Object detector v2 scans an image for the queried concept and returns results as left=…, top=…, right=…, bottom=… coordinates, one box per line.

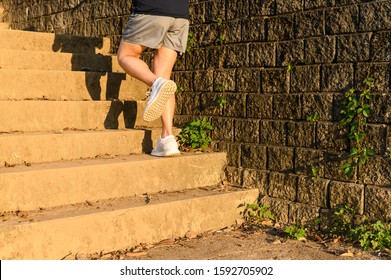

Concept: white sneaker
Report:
left=151, top=135, right=181, bottom=157
left=143, top=77, right=177, bottom=122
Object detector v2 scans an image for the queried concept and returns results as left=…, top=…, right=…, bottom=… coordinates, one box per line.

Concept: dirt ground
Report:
left=83, top=224, right=390, bottom=261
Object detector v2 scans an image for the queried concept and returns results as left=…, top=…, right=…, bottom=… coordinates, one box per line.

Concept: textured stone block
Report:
left=224, top=166, right=242, bottom=186
left=287, top=121, right=316, bottom=148
left=235, top=119, right=260, bottom=143
left=200, top=93, right=223, bottom=116
left=276, top=0, right=302, bottom=14
left=359, top=1, right=391, bottom=32
left=336, top=34, right=371, bottom=62
left=326, top=5, right=359, bottom=34
left=189, top=2, right=205, bottom=24
left=247, top=94, right=273, bottom=119
left=266, top=15, right=294, bottom=41
left=242, top=18, right=264, bottom=42
left=193, top=69, right=213, bottom=92
left=260, top=196, right=290, bottom=224
left=249, top=0, right=276, bottom=16
left=291, top=66, right=321, bottom=92
left=214, top=69, right=237, bottom=92
left=302, top=93, right=334, bottom=121
left=295, top=148, right=325, bottom=176
left=205, top=46, right=225, bottom=69
left=204, top=0, right=225, bottom=23
left=223, top=93, right=247, bottom=118
left=197, top=24, right=219, bottom=47
left=356, top=63, right=391, bottom=93
left=267, top=146, right=295, bottom=172
left=316, top=122, right=349, bottom=152
left=249, top=43, right=276, bottom=67
left=295, top=9, right=324, bottom=38
left=369, top=94, right=391, bottom=124
left=305, top=36, right=336, bottom=64
left=210, top=117, right=234, bottom=142
left=321, top=64, right=354, bottom=92
left=329, top=181, right=364, bottom=214
left=268, top=172, right=298, bottom=201
left=272, top=94, right=302, bottom=120
left=323, top=151, right=357, bottom=182
left=222, top=20, right=242, bottom=43
left=360, top=156, right=391, bottom=186
left=260, top=120, right=287, bottom=146
left=241, top=144, right=267, bottom=169
left=242, top=169, right=268, bottom=195
left=365, top=185, right=391, bottom=221
left=304, top=0, right=328, bottom=10
left=262, top=69, right=289, bottom=93
left=237, top=69, right=261, bottom=93
left=223, top=45, right=248, bottom=68
left=217, top=142, right=241, bottom=167
left=371, top=32, right=391, bottom=62
left=185, top=48, right=206, bottom=70
left=226, top=0, right=249, bottom=20
left=277, top=40, right=305, bottom=67
left=297, top=176, right=329, bottom=208
left=180, top=92, right=201, bottom=115
left=172, top=71, right=193, bottom=92
left=361, top=124, right=387, bottom=155
left=289, top=203, right=320, bottom=225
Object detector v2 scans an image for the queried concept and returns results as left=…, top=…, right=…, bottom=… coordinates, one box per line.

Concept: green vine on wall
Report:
left=339, top=78, right=375, bottom=177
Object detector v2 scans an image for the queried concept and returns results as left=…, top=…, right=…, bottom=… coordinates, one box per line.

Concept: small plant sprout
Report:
left=216, top=95, right=227, bottom=109
left=284, top=223, right=307, bottom=240
left=241, top=202, right=275, bottom=225
left=311, top=165, right=320, bottom=181
left=339, top=78, right=375, bottom=177
left=306, top=112, right=319, bottom=122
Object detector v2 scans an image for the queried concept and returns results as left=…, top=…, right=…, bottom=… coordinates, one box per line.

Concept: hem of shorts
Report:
left=121, top=38, right=185, bottom=55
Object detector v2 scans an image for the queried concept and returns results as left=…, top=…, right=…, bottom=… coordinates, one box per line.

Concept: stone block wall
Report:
left=3, top=0, right=391, bottom=224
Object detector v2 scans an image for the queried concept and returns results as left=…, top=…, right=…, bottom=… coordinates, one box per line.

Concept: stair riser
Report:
left=0, top=69, right=147, bottom=101
left=0, top=153, right=226, bottom=212
left=0, top=189, right=258, bottom=260
left=0, top=130, right=164, bottom=167
left=0, top=50, right=123, bottom=72
left=0, top=29, right=111, bottom=54
left=0, top=101, right=161, bottom=132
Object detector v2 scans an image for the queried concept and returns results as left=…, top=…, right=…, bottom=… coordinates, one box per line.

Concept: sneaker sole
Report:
left=142, top=80, right=177, bottom=122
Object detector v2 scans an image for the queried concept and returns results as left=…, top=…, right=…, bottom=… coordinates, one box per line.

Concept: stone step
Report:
left=0, top=152, right=227, bottom=212
left=0, top=129, right=180, bottom=167
left=0, top=29, right=111, bottom=54
left=0, top=69, right=147, bottom=101
left=0, top=100, right=161, bottom=132
left=0, top=187, right=257, bottom=259
left=0, top=22, right=8, bottom=29
left=0, top=49, right=123, bottom=72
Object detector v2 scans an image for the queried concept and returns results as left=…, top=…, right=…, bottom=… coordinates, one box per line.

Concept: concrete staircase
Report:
left=0, top=12, right=258, bottom=259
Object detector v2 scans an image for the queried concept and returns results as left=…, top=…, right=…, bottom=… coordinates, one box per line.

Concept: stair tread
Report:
left=0, top=152, right=221, bottom=174
left=0, top=186, right=245, bottom=227
left=0, top=29, right=111, bottom=54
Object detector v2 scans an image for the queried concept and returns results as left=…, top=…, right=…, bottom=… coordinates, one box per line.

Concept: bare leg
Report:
left=117, top=41, right=156, bottom=87
left=152, top=47, right=178, bottom=138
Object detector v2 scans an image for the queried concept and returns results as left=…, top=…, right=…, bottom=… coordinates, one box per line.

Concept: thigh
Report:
left=117, top=40, right=147, bottom=59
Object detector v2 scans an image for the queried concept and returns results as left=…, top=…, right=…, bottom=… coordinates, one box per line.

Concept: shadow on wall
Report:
left=51, top=33, right=143, bottom=130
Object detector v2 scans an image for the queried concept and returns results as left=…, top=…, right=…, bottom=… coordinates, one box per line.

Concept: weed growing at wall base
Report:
left=177, top=117, right=213, bottom=151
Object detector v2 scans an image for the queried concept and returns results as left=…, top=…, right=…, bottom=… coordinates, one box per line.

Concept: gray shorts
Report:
left=121, top=14, right=190, bottom=54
